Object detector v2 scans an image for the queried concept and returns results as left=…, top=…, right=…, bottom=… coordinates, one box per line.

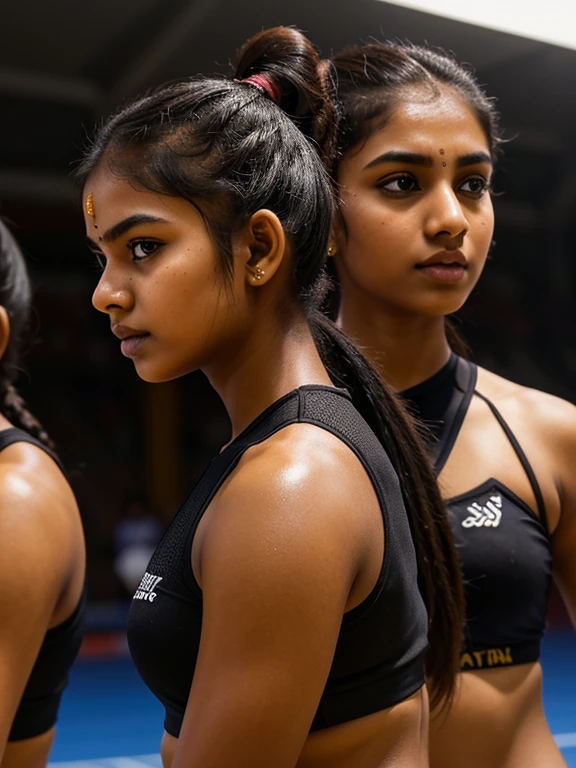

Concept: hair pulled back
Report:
left=329, top=41, right=503, bottom=359
left=329, top=41, right=502, bottom=168
left=77, top=26, right=463, bottom=709
left=0, top=221, right=53, bottom=448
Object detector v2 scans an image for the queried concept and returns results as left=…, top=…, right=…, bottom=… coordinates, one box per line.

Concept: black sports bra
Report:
left=127, top=385, right=428, bottom=737
left=401, top=356, right=552, bottom=671
left=0, top=428, right=86, bottom=741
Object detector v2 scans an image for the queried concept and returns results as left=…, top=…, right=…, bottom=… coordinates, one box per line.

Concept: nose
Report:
left=424, top=184, right=469, bottom=246
left=92, top=267, right=134, bottom=316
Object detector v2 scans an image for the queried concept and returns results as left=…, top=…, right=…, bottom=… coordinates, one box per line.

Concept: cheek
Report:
left=471, top=206, right=495, bottom=264
left=340, top=201, right=413, bottom=280
left=145, top=258, right=222, bottom=334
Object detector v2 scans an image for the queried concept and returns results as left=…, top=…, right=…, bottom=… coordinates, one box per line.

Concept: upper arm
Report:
left=175, top=437, right=367, bottom=768
left=544, top=398, right=576, bottom=626
left=0, top=455, right=74, bottom=753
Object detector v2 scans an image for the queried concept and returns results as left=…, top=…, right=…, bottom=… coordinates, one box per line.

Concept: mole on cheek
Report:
left=442, top=162, right=447, bottom=167
left=439, top=149, right=445, bottom=155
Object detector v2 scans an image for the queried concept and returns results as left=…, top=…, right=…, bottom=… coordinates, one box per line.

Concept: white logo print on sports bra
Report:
left=134, top=571, right=163, bottom=602
left=462, top=495, right=503, bottom=528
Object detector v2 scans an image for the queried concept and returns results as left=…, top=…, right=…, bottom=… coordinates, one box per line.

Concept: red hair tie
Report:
left=240, top=74, right=281, bottom=106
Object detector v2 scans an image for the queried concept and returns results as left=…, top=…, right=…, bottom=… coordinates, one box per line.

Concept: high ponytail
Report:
left=0, top=221, right=54, bottom=450
left=76, top=25, right=463, bottom=709
left=235, top=26, right=339, bottom=168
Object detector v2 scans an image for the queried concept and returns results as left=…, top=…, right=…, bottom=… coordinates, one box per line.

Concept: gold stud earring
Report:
left=86, top=193, right=95, bottom=217
left=327, top=246, right=334, bottom=256
left=248, top=264, right=265, bottom=281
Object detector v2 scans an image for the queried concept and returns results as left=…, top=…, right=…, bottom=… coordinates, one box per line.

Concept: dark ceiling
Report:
left=0, top=0, right=573, bottom=453
left=1, top=0, right=575, bottom=212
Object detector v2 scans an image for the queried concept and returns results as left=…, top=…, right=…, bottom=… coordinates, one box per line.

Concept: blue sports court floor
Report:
left=49, top=630, right=576, bottom=768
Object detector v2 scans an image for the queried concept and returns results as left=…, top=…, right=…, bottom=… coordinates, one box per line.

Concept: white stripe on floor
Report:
left=555, top=733, right=576, bottom=749
left=49, top=755, right=162, bottom=768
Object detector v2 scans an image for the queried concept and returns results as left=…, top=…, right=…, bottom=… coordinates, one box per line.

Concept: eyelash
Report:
left=377, top=173, right=491, bottom=198
left=129, top=239, right=162, bottom=261
left=87, top=239, right=162, bottom=272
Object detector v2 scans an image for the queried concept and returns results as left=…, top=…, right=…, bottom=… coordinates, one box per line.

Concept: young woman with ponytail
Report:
left=77, top=26, right=463, bottom=768
left=300, top=31, right=575, bottom=768
left=0, top=221, right=85, bottom=768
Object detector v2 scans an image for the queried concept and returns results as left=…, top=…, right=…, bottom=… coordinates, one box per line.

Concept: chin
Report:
left=409, top=286, right=474, bottom=318
left=132, top=360, right=191, bottom=384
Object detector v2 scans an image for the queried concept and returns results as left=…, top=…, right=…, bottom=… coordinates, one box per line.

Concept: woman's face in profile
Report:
left=84, top=165, right=253, bottom=384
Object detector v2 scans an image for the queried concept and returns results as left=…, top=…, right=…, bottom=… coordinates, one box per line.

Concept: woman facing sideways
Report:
left=306, top=32, right=575, bottom=768
left=0, top=222, right=85, bottom=768
left=76, top=27, right=463, bottom=768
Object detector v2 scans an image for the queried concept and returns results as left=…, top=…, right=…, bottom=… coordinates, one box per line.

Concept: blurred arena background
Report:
left=0, top=0, right=574, bottom=763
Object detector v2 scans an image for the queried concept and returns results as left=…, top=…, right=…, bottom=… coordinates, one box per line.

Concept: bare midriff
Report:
left=430, top=663, right=565, bottom=768
left=161, top=687, right=428, bottom=768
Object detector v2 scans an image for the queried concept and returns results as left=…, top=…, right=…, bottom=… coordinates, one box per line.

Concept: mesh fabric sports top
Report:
left=127, top=385, right=428, bottom=736
left=401, top=356, right=552, bottom=672
left=1, top=428, right=86, bottom=742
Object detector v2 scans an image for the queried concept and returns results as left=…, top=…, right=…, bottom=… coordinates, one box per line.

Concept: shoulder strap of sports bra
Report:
left=433, top=357, right=477, bottom=475
left=473, top=390, right=549, bottom=535
left=0, top=427, right=66, bottom=475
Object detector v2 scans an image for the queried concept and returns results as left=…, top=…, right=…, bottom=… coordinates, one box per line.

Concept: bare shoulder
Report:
left=477, top=366, right=576, bottom=449
left=0, top=440, right=81, bottom=588
left=195, top=423, right=380, bottom=590
left=221, top=422, right=376, bottom=528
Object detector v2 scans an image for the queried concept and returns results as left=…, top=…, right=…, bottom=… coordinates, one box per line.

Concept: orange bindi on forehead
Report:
left=86, top=192, right=99, bottom=229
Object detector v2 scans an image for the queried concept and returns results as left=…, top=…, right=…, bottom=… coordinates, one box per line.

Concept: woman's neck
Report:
left=337, top=297, right=452, bottom=393
left=204, top=309, right=332, bottom=440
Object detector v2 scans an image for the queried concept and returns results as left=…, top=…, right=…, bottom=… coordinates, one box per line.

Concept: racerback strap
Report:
left=473, top=391, right=549, bottom=535
left=433, top=356, right=477, bottom=475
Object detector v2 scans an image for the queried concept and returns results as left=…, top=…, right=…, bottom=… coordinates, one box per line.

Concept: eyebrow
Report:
left=364, top=152, right=433, bottom=169
left=87, top=214, right=170, bottom=248
left=456, top=152, right=492, bottom=167
left=363, top=150, right=492, bottom=170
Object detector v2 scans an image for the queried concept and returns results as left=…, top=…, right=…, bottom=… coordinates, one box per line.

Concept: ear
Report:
left=328, top=210, right=346, bottom=258
left=0, top=307, right=10, bottom=361
left=239, top=209, right=286, bottom=287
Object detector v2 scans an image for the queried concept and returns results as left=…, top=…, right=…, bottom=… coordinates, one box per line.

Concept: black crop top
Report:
left=127, top=385, right=428, bottom=737
left=401, top=356, right=552, bottom=672
left=0, top=428, right=86, bottom=742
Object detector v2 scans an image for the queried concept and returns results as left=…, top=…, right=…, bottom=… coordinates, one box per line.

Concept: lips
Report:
left=111, top=324, right=150, bottom=357
left=415, top=251, right=468, bottom=284
left=417, top=250, right=468, bottom=268
left=111, top=324, right=149, bottom=341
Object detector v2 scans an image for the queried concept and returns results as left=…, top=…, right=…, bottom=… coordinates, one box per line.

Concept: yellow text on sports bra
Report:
left=461, top=647, right=513, bottom=669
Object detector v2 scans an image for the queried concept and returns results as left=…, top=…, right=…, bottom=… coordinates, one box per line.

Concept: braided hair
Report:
left=0, top=221, right=53, bottom=449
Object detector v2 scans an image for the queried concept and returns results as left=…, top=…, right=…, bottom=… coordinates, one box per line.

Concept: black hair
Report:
left=76, top=26, right=464, bottom=709
left=330, top=42, right=502, bottom=168
left=0, top=221, right=53, bottom=448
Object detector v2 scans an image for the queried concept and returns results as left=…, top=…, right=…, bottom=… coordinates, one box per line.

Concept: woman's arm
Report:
left=550, top=400, right=576, bottom=627
left=0, top=444, right=77, bottom=756
left=174, top=428, right=378, bottom=768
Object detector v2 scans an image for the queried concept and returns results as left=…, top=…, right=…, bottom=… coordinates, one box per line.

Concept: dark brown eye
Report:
left=459, top=177, right=489, bottom=196
left=378, top=174, right=420, bottom=194
left=130, top=240, right=161, bottom=261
